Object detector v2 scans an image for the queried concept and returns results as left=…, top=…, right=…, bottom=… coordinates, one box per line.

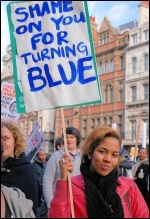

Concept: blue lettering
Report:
left=58, top=61, right=77, bottom=85
left=65, top=44, right=76, bottom=57
left=78, top=57, right=96, bottom=84
left=41, top=2, right=51, bottom=16
left=29, top=4, right=41, bottom=18
left=16, top=25, right=27, bottom=34
left=44, top=64, right=62, bottom=87
left=32, top=52, right=41, bottom=63
left=51, top=47, right=61, bottom=59
left=57, top=31, right=69, bottom=45
left=42, top=32, right=54, bottom=45
left=51, top=16, right=63, bottom=31
left=77, top=42, right=88, bottom=56
left=62, top=16, right=73, bottom=25
left=31, top=33, right=42, bottom=50
left=74, top=12, right=86, bottom=24
left=51, top=1, right=62, bottom=13
left=27, top=67, right=46, bottom=92
left=15, top=7, right=29, bottom=22
left=41, top=49, right=50, bottom=61
left=21, top=52, right=32, bottom=64
left=28, top=21, right=42, bottom=33
left=63, top=1, right=73, bottom=12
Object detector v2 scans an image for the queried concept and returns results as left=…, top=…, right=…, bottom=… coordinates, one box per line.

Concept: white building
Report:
left=125, top=1, right=149, bottom=148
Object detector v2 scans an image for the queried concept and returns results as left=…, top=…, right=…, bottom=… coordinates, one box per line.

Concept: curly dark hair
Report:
left=1, top=120, right=27, bottom=158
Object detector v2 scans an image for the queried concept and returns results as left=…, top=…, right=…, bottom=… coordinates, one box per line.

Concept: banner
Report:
left=7, top=1, right=102, bottom=113
left=1, top=82, right=20, bottom=120
left=26, top=121, right=45, bottom=161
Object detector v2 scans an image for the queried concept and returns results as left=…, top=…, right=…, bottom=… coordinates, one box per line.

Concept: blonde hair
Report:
left=82, top=126, right=122, bottom=156
left=1, top=120, right=27, bottom=157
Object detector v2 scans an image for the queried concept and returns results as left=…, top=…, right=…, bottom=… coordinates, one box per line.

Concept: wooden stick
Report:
left=61, top=108, right=75, bottom=218
left=133, top=121, right=141, bottom=163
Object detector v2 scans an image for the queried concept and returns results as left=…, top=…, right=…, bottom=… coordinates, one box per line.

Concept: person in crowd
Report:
left=132, top=147, right=149, bottom=208
left=55, top=136, right=64, bottom=151
left=43, top=127, right=82, bottom=215
left=1, top=120, right=38, bottom=216
left=48, top=126, right=149, bottom=218
left=119, top=149, right=132, bottom=177
left=32, top=149, right=47, bottom=217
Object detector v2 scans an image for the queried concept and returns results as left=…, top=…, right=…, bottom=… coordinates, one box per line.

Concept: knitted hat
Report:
left=66, top=127, right=81, bottom=146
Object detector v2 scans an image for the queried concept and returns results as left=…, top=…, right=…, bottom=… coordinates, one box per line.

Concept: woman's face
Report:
left=1, top=126, right=15, bottom=160
left=90, top=137, right=120, bottom=176
left=138, top=149, right=148, bottom=161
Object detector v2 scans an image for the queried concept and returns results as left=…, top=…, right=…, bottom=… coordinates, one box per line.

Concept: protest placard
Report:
left=1, top=81, right=20, bottom=120
left=7, top=1, right=102, bottom=113
left=26, top=122, right=45, bottom=161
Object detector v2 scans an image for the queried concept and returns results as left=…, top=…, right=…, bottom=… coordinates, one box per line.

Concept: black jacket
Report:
left=32, top=158, right=46, bottom=205
left=1, top=153, right=38, bottom=215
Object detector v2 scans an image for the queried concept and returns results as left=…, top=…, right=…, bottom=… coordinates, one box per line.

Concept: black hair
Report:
left=65, top=127, right=81, bottom=146
left=55, top=137, right=64, bottom=150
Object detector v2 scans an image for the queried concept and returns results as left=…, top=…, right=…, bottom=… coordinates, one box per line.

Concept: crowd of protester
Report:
left=1, top=119, right=149, bottom=218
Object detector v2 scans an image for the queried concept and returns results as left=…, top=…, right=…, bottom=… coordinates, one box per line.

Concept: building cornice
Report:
left=127, top=41, right=149, bottom=51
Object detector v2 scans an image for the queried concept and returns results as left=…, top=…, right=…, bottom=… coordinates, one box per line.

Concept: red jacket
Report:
left=48, top=175, right=149, bottom=218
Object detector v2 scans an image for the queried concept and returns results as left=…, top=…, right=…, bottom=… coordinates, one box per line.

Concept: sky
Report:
left=1, top=1, right=140, bottom=65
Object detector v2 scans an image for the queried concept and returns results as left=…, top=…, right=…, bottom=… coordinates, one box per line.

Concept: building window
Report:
left=143, top=120, right=149, bottom=138
left=118, top=115, right=123, bottom=137
left=118, top=115, right=122, bottom=123
left=104, top=117, right=107, bottom=125
left=131, top=86, right=137, bottom=101
left=132, top=33, right=137, bottom=44
left=105, top=61, right=108, bottom=73
left=131, top=120, right=136, bottom=140
left=97, top=118, right=100, bottom=126
left=120, top=56, right=124, bottom=69
left=144, top=54, right=149, bottom=71
left=119, top=82, right=124, bottom=101
left=110, top=59, right=114, bottom=72
left=109, top=117, right=112, bottom=125
left=105, top=88, right=108, bottom=103
left=144, top=29, right=149, bottom=41
left=99, top=62, right=102, bottom=75
left=91, top=118, right=95, bottom=129
left=105, top=85, right=113, bottom=103
left=110, top=87, right=113, bottom=103
left=132, top=57, right=137, bottom=73
left=143, top=83, right=149, bottom=100
left=100, top=31, right=109, bottom=45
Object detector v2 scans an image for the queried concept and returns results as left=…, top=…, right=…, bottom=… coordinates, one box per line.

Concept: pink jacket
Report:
left=48, top=175, right=149, bottom=218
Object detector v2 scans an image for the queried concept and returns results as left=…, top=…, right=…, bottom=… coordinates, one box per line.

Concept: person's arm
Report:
left=128, top=180, right=149, bottom=218
left=48, top=153, right=73, bottom=218
left=43, top=154, right=57, bottom=208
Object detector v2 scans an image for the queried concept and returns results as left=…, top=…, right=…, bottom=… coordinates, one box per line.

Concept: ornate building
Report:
left=125, top=1, right=149, bottom=148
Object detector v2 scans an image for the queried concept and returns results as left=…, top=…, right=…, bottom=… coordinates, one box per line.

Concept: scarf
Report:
left=132, top=158, right=149, bottom=178
left=80, top=158, right=124, bottom=218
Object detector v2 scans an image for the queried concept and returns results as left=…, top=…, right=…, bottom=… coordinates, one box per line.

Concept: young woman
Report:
left=48, top=126, right=149, bottom=218
left=1, top=120, right=38, bottom=216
